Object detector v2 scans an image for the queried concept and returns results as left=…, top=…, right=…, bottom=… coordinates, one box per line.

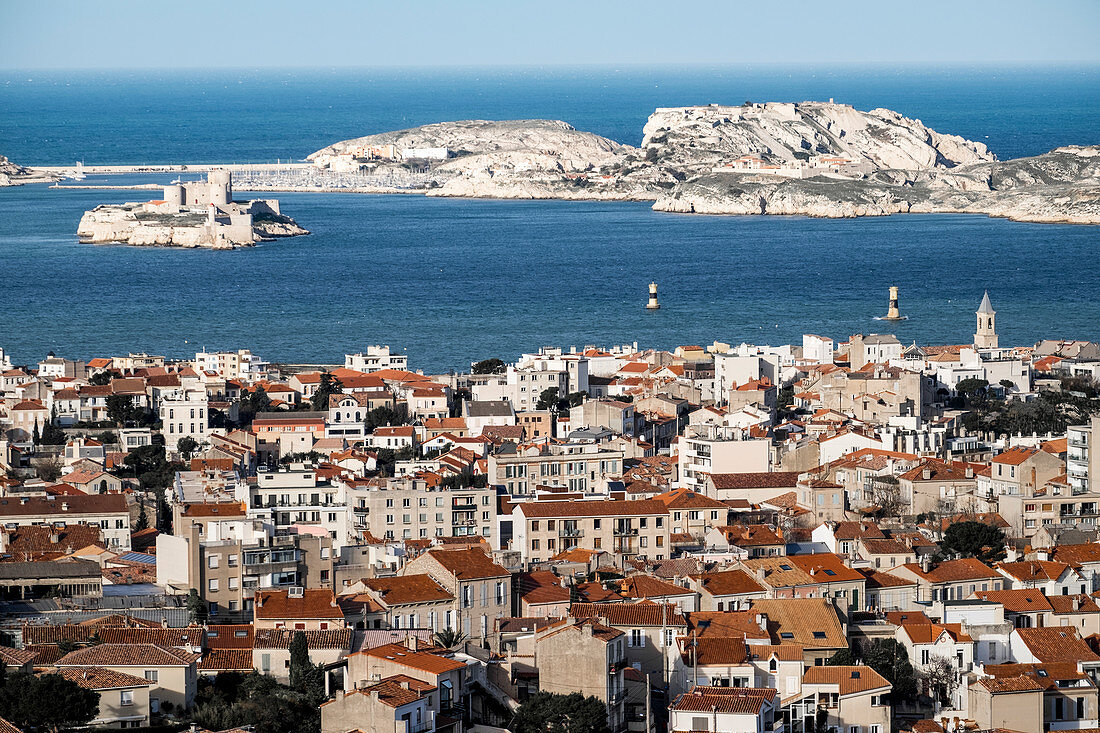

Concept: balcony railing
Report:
left=614, top=527, right=638, bottom=536
left=559, top=527, right=583, bottom=538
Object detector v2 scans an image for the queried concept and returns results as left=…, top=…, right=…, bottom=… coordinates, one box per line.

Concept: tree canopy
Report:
left=511, top=692, right=611, bottom=733
left=827, top=639, right=917, bottom=702
left=0, top=672, right=100, bottom=733
left=472, top=358, right=506, bottom=375
left=188, top=588, right=209, bottom=624
left=310, top=372, right=343, bottom=411
left=941, top=520, right=1007, bottom=562
left=188, top=672, right=322, bottom=733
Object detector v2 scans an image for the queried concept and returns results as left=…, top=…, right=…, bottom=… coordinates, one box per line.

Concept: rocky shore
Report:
left=0, top=155, right=56, bottom=187
left=302, top=102, right=1098, bottom=225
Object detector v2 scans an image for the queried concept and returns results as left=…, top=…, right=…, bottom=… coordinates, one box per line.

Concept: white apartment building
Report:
left=160, top=390, right=210, bottom=452
left=194, top=349, right=268, bottom=382
left=677, top=424, right=771, bottom=492
left=343, top=345, right=408, bottom=373
left=802, top=334, right=835, bottom=365
left=248, top=468, right=352, bottom=548
left=1069, top=417, right=1100, bottom=495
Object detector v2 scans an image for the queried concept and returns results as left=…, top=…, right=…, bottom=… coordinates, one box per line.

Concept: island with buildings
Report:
left=76, top=170, right=308, bottom=249
left=282, top=101, right=1100, bottom=224
left=2, top=295, right=1100, bottom=732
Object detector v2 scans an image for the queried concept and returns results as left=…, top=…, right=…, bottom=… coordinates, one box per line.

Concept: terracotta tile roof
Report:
left=671, top=686, right=775, bottom=714
left=254, top=589, right=344, bottom=620
left=1014, top=627, right=1100, bottom=663
left=2, top=524, right=103, bottom=561
left=360, top=642, right=468, bottom=674
left=997, top=560, right=1071, bottom=582
left=898, top=623, right=973, bottom=644
left=569, top=601, right=686, bottom=627
left=707, top=472, right=801, bottom=490
left=745, top=644, right=805, bottom=662
left=742, top=553, right=864, bottom=588
left=750, top=598, right=847, bottom=648
left=181, top=501, right=247, bottom=517
left=937, top=512, right=1010, bottom=531
left=680, top=635, right=748, bottom=665
left=253, top=628, right=353, bottom=650
left=993, top=446, right=1042, bottom=465
left=1051, top=543, right=1100, bottom=566
left=898, top=557, right=1000, bottom=583
left=357, top=678, right=424, bottom=708
left=1048, top=594, right=1100, bottom=614
left=0, top=494, right=127, bottom=517
left=516, top=498, right=667, bottom=519
left=858, top=569, right=916, bottom=589
left=621, top=575, right=694, bottom=599
left=496, top=617, right=562, bottom=634
left=198, top=648, right=254, bottom=672
left=899, top=459, right=983, bottom=483
left=205, top=625, right=255, bottom=649
left=58, top=667, right=153, bottom=690
left=422, top=547, right=510, bottom=580
left=984, top=661, right=1092, bottom=690
left=803, top=665, right=891, bottom=695
left=1041, top=438, right=1068, bottom=455
left=884, top=610, right=933, bottom=626
left=829, top=521, right=886, bottom=541
left=859, top=538, right=912, bottom=555
left=654, top=488, right=729, bottom=510
left=538, top=617, right=624, bottom=644
left=549, top=547, right=601, bottom=563
left=715, top=524, right=784, bottom=547
left=363, top=574, right=454, bottom=605
left=0, top=647, right=37, bottom=666
left=56, top=643, right=200, bottom=667
left=693, top=569, right=766, bottom=597
left=575, top=581, right=624, bottom=603
left=973, top=675, right=1045, bottom=693
left=22, top=623, right=202, bottom=647
left=684, top=611, right=770, bottom=641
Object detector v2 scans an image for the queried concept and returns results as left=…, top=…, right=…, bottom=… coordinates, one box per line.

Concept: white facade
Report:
left=677, top=425, right=771, bottom=491
left=160, top=390, right=210, bottom=452
left=344, top=345, right=408, bottom=373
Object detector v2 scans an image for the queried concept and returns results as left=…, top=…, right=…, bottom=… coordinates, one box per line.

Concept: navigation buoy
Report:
left=880, top=285, right=907, bottom=321
left=646, top=282, right=661, bottom=310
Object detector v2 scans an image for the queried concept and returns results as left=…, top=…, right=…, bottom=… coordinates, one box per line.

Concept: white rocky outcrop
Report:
left=77, top=203, right=308, bottom=249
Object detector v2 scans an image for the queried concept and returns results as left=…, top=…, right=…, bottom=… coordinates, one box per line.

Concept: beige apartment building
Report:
left=512, top=498, right=671, bottom=565
left=56, top=643, right=199, bottom=712
left=487, top=441, right=626, bottom=495
left=346, top=476, right=496, bottom=544
left=535, top=618, right=627, bottom=732
left=59, top=667, right=154, bottom=728
left=797, top=665, right=892, bottom=733
left=402, top=546, right=512, bottom=642
left=0, top=494, right=131, bottom=550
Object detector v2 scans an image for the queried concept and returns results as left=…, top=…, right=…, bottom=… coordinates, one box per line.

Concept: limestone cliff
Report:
left=0, top=155, right=55, bottom=187
left=304, top=103, right=1097, bottom=224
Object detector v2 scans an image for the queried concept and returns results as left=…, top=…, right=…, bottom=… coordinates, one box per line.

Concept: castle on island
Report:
left=78, top=170, right=305, bottom=249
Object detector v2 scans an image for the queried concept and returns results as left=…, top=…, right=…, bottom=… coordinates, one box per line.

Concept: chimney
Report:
left=405, top=635, right=419, bottom=652
left=922, top=467, right=931, bottom=480
left=965, top=466, right=974, bottom=479
left=1074, top=597, right=1081, bottom=612
left=756, top=613, right=767, bottom=631
left=162, top=616, right=169, bottom=629
left=61, top=502, right=69, bottom=511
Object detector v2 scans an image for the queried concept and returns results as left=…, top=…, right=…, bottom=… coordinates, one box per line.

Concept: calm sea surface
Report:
left=1, top=66, right=1098, bottom=372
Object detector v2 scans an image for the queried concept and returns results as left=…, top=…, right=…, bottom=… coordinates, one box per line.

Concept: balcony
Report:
left=559, top=527, right=583, bottom=538
left=451, top=501, right=477, bottom=511
left=613, top=526, right=638, bottom=536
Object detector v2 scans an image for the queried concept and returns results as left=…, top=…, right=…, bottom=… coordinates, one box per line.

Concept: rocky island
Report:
left=297, top=102, right=1099, bottom=224
left=0, top=155, right=57, bottom=187
left=77, top=170, right=308, bottom=248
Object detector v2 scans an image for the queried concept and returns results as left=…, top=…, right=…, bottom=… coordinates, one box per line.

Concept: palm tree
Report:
left=434, top=628, right=467, bottom=649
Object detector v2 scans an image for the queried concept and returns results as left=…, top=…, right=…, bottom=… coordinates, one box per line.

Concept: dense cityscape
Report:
left=0, top=293, right=1099, bottom=733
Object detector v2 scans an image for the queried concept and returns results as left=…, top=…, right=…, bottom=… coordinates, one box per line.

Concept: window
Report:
left=208, top=578, right=219, bottom=592
left=594, top=519, right=601, bottom=529
left=208, top=556, right=219, bottom=569
left=144, top=670, right=158, bottom=683
left=120, top=690, right=134, bottom=706
left=629, top=629, right=644, bottom=647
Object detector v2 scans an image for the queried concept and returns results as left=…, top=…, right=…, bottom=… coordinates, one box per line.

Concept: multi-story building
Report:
left=159, top=389, right=210, bottom=452
left=677, top=425, right=771, bottom=492
left=194, top=349, right=268, bottom=382
left=535, top=617, right=626, bottom=732
left=344, top=345, right=409, bottom=373
left=1069, top=416, right=1100, bottom=495
left=249, top=467, right=351, bottom=547
left=0, top=494, right=131, bottom=550
left=511, top=498, right=670, bottom=564
left=401, top=546, right=512, bottom=642
left=487, top=441, right=626, bottom=496
left=253, top=412, right=326, bottom=465
left=344, top=476, right=496, bottom=544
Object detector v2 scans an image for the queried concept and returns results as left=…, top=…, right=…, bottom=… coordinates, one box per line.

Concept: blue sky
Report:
left=3, top=0, right=1099, bottom=69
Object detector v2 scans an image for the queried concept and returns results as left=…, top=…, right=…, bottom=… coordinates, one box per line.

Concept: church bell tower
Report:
left=974, top=291, right=998, bottom=349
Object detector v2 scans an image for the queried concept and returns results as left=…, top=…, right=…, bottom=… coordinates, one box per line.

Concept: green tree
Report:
left=941, top=520, right=1007, bottom=562
left=238, top=385, right=272, bottom=425
left=512, top=691, right=611, bottom=733
left=89, top=371, right=113, bottom=386
left=289, top=631, right=311, bottom=689
left=860, top=639, right=918, bottom=701
left=35, top=457, right=64, bottom=483
left=433, top=628, right=467, bottom=649
left=178, top=436, right=200, bottom=461
left=0, top=672, right=100, bottom=733
left=135, top=499, right=149, bottom=532
left=955, top=377, right=989, bottom=399
left=106, top=394, right=143, bottom=426
left=187, top=588, right=209, bottom=624
left=826, top=647, right=856, bottom=665
left=40, top=407, right=66, bottom=444
left=535, top=387, right=561, bottom=411
left=156, top=489, right=173, bottom=533
left=472, top=358, right=506, bottom=375
left=310, top=372, right=344, bottom=411
left=364, top=404, right=408, bottom=433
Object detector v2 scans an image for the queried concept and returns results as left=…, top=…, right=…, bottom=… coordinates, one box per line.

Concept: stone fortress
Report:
left=78, top=170, right=306, bottom=249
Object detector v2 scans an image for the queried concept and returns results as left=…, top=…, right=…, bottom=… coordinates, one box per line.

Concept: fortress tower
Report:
left=974, top=291, right=998, bottom=349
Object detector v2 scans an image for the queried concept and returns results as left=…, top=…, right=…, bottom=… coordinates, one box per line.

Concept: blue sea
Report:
left=1, top=66, right=1098, bottom=372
